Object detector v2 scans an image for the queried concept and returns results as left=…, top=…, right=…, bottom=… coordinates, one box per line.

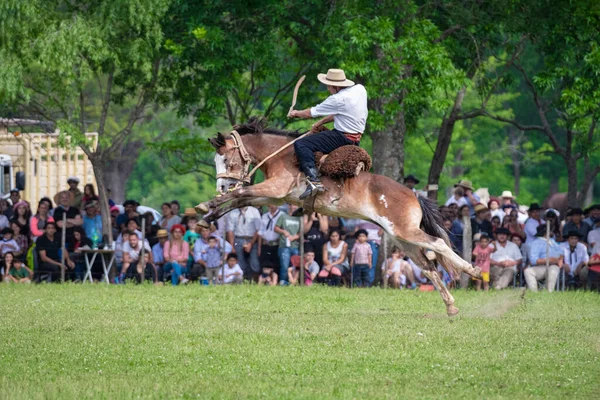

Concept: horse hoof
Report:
left=447, top=305, right=459, bottom=317
left=472, top=266, right=482, bottom=279
left=195, top=202, right=210, bottom=215
left=425, top=250, right=436, bottom=261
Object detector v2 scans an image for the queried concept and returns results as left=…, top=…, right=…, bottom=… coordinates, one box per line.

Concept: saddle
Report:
left=294, top=145, right=372, bottom=179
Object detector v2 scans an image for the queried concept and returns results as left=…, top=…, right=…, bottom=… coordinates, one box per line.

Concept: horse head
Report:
left=209, top=131, right=251, bottom=193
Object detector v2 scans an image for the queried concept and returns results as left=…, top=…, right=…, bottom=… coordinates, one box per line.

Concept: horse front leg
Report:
left=202, top=197, right=277, bottom=222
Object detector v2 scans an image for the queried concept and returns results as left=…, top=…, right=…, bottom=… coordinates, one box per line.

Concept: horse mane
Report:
left=232, top=116, right=303, bottom=138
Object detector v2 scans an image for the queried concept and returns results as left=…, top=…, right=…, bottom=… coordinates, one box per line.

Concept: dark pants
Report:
left=35, top=262, right=61, bottom=282
left=125, top=262, right=157, bottom=283
left=294, top=129, right=356, bottom=175
left=353, top=264, right=371, bottom=288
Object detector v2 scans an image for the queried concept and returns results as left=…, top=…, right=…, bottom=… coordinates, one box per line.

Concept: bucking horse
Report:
left=196, top=117, right=481, bottom=316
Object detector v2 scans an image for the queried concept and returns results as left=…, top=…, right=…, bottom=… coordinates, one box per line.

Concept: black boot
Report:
left=299, top=167, right=325, bottom=200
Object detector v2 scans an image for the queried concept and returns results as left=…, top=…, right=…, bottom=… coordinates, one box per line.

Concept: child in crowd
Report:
left=472, top=232, right=496, bottom=291
left=3, top=252, right=32, bottom=283
left=288, top=249, right=320, bottom=286
left=205, top=236, right=223, bottom=284
left=382, top=246, right=408, bottom=289
left=137, top=249, right=160, bottom=284
left=184, top=216, right=200, bottom=269
left=219, top=253, right=243, bottom=284
left=0, top=228, right=21, bottom=258
left=351, top=229, right=373, bottom=287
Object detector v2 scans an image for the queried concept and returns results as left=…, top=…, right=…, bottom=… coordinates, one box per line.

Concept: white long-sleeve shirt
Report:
left=310, top=84, right=368, bottom=134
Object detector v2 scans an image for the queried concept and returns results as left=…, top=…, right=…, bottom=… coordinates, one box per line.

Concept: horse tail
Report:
left=417, top=195, right=451, bottom=248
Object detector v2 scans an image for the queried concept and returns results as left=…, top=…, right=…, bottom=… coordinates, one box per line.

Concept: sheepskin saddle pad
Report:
left=294, top=145, right=372, bottom=179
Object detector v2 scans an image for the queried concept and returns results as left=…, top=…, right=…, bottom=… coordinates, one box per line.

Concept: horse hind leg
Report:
left=421, top=269, right=459, bottom=316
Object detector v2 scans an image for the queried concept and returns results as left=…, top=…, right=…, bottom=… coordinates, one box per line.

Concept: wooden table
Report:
left=79, top=249, right=116, bottom=284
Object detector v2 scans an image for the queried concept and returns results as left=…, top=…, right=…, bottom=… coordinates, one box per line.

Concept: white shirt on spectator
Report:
left=490, top=241, right=522, bottom=271
left=0, top=238, right=20, bottom=255
left=310, top=84, right=368, bottom=134
left=524, top=218, right=544, bottom=244
left=259, top=210, right=283, bottom=243
left=587, top=228, right=600, bottom=255
left=0, top=215, right=9, bottom=230
left=226, top=207, right=261, bottom=238
left=560, top=242, right=589, bottom=276
left=219, top=263, right=243, bottom=284
left=445, top=196, right=467, bottom=208
left=123, top=240, right=151, bottom=262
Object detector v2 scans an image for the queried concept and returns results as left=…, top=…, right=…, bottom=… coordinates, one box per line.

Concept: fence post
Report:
left=61, top=213, right=67, bottom=283
left=382, top=233, right=388, bottom=289
left=299, top=215, right=305, bottom=286
left=140, top=218, right=146, bottom=284
left=461, top=215, right=472, bottom=289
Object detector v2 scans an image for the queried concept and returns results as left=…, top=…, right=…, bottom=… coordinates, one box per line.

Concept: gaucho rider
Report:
left=288, top=68, right=368, bottom=200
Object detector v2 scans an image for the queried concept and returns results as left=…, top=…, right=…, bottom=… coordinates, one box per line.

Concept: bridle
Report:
left=217, top=130, right=252, bottom=189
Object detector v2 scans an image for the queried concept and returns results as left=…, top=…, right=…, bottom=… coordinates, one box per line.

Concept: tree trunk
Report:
left=565, top=156, right=579, bottom=207
left=370, top=106, right=406, bottom=181
left=101, top=139, right=145, bottom=204
left=508, top=128, right=521, bottom=195
left=427, top=86, right=467, bottom=201
left=90, top=157, right=113, bottom=245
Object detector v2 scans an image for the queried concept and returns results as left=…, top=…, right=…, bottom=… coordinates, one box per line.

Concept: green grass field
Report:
left=0, top=285, right=598, bottom=399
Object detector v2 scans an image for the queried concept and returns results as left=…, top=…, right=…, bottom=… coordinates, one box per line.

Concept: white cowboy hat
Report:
left=317, top=69, right=355, bottom=87
left=501, top=190, right=515, bottom=199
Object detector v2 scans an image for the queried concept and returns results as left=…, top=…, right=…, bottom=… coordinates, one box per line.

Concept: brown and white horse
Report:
left=197, top=121, right=481, bottom=316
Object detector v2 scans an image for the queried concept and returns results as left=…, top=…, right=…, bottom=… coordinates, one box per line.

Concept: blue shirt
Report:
left=83, top=214, right=102, bottom=239
left=529, top=237, right=563, bottom=266
left=152, top=243, right=165, bottom=265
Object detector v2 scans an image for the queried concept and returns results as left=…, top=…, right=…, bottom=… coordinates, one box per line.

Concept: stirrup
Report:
left=299, top=179, right=324, bottom=200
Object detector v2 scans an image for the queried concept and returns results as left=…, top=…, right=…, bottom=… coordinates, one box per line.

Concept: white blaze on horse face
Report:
left=214, top=153, right=236, bottom=194
left=379, top=194, right=388, bottom=209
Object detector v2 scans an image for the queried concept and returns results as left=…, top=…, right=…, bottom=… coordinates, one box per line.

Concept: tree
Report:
left=0, top=0, right=174, bottom=241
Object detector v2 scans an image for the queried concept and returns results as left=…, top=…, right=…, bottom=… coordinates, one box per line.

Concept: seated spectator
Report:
left=490, top=228, right=522, bottom=290
left=586, top=219, right=600, bottom=255
left=204, top=237, right=223, bottom=285
left=472, top=204, right=493, bottom=239
left=116, top=200, right=139, bottom=231
left=30, top=199, right=54, bottom=243
left=118, top=231, right=153, bottom=283
left=502, top=212, right=525, bottom=240
left=525, top=224, right=563, bottom=292
left=491, top=215, right=501, bottom=236
left=36, top=222, right=75, bottom=282
left=0, top=211, right=9, bottom=231
left=489, top=198, right=505, bottom=221
left=219, top=253, right=243, bottom=284
left=545, top=209, right=563, bottom=243
left=584, top=204, right=600, bottom=227
left=163, top=224, right=190, bottom=286
left=0, top=228, right=21, bottom=258
left=151, top=229, right=169, bottom=282
left=116, top=217, right=143, bottom=247
left=318, top=229, right=348, bottom=285
left=81, top=183, right=99, bottom=208
left=110, top=206, right=121, bottom=240
left=562, top=208, right=590, bottom=243
left=170, top=200, right=181, bottom=218
left=70, top=226, right=93, bottom=281
left=472, top=233, right=495, bottom=291
left=183, top=214, right=200, bottom=268
left=83, top=201, right=102, bottom=240
left=351, top=229, right=373, bottom=288
left=381, top=246, right=410, bottom=289
left=136, top=250, right=159, bottom=284
left=3, top=252, right=32, bottom=283
left=258, top=265, right=278, bottom=286
left=274, top=204, right=301, bottom=284
left=288, top=249, right=320, bottom=286
left=10, top=222, right=28, bottom=261
left=115, top=231, right=130, bottom=270
left=10, top=201, right=31, bottom=238
left=445, top=185, right=467, bottom=208
left=159, top=202, right=182, bottom=236
left=560, top=231, right=589, bottom=286
left=258, top=205, right=282, bottom=282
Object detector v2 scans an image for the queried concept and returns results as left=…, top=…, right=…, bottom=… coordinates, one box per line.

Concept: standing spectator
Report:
left=30, top=200, right=54, bottom=242
left=489, top=198, right=505, bottom=221
left=0, top=228, right=20, bottom=257
left=36, top=222, right=75, bottom=282
left=110, top=206, right=121, bottom=240
left=472, top=233, right=495, bottom=291
left=588, top=219, right=600, bottom=257
left=3, top=252, right=33, bottom=283
left=10, top=201, right=31, bottom=238
left=453, top=180, right=480, bottom=216
left=204, top=237, right=223, bottom=284
left=159, top=202, right=182, bottom=236
left=119, top=231, right=153, bottom=283
left=500, top=191, right=515, bottom=207
left=1, top=199, right=12, bottom=221
left=356, top=221, right=382, bottom=286
left=219, top=253, right=243, bottom=284
left=81, top=184, right=99, bottom=209
left=584, top=204, right=600, bottom=227
left=403, top=174, right=420, bottom=192
left=227, top=206, right=261, bottom=281
left=70, top=226, right=93, bottom=281
left=152, top=229, right=169, bottom=282
left=490, top=228, right=522, bottom=290
left=258, top=205, right=282, bottom=282
left=10, top=222, right=28, bottom=261
left=560, top=231, right=589, bottom=287
left=82, top=201, right=102, bottom=240
left=163, top=224, right=190, bottom=285
left=351, top=229, right=373, bottom=287
left=170, top=200, right=181, bottom=217
left=525, top=224, right=563, bottom=292
left=450, top=205, right=471, bottom=252
left=53, top=191, right=83, bottom=251
left=303, top=212, right=328, bottom=268
left=318, top=229, right=348, bottom=285
left=274, top=204, right=301, bottom=284
left=472, top=204, right=493, bottom=239
left=183, top=214, right=200, bottom=268
left=562, top=208, right=590, bottom=242
left=503, top=212, right=526, bottom=240
left=545, top=209, right=563, bottom=243
left=524, top=203, right=544, bottom=244
left=66, top=177, right=83, bottom=208
left=0, top=205, right=9, bottom=230
left=445, top=186, right=467, bottom=208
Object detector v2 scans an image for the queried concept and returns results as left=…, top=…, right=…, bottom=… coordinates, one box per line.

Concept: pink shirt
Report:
left=30, top=215, right=55, bottom=238
left=351, top=242, right=373, bottom=265
left=164, top=240, right=190, bottom=264
left=473, top=244, right=494, bottom=273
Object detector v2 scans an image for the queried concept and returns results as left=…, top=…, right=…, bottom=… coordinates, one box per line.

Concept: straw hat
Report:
left=317, top=69, right=355, bottom=87
left=454, top=179, right=474, bottom=191
left=501, top=190, right=515, bottom=199
left=474, top=203, right=488, bottom=214
left=156, top=229, right=168, bottom=238
left=53, top=190, right=74, bottom=206
left=183, top=207, right=197, bottom=217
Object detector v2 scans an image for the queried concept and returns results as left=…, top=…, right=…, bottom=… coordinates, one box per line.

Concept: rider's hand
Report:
left=310, top=124, right=320, bottom=133
left=288, top=110, right=299, bottom=118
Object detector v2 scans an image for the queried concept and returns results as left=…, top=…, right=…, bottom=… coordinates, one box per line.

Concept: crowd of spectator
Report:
left=1, top=175, right=599, bottom=292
